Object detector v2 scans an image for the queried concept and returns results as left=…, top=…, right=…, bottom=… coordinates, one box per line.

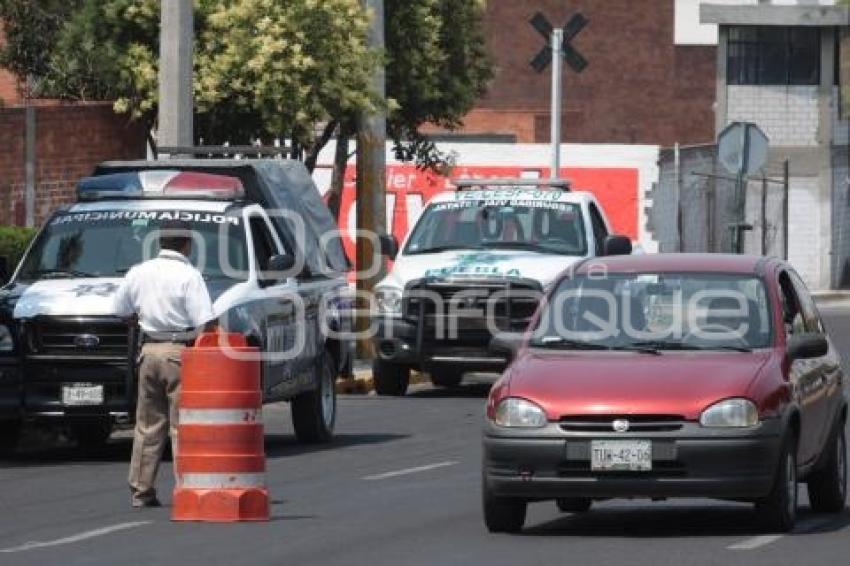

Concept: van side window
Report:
left=778, top=271, right=806, bottom=336
left=788, top=271, right=824, bottom=334
left=588, top=204, right=609, bottom=254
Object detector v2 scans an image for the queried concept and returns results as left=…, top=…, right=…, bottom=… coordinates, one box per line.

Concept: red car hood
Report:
left=506, top=349, right=772, bottom=421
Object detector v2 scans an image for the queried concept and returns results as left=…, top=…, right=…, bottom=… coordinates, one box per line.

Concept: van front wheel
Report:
left=292, top=352, right=337, bottom=444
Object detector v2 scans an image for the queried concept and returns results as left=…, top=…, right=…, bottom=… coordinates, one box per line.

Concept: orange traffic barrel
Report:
left=172, top=331, right=269, bottom=522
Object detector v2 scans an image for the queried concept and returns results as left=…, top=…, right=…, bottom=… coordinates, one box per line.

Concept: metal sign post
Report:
left=530, top=12, right=588, bottom=180
left=717, top=122, right=769, bottom=254
left=550, top=28, right=564, bottom=179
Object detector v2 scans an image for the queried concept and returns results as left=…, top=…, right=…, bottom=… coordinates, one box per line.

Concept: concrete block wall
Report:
left=726, top=86, right=819, bottom=147
left=786, top=176, right=825, bottom=288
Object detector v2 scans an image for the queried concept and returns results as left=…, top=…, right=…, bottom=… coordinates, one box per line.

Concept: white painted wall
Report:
left=786, top=176, right=827, bottom=288
left=675, top=0, right=754, bottom=45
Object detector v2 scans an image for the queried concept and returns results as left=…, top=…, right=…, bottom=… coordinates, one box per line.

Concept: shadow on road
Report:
left=0, top=437, right=133, bottom=468
left=522, top=504, right=850, bottom=538
left=407, top=384, right=492, bottom=399
left=264, top=432, right=408, bottom=459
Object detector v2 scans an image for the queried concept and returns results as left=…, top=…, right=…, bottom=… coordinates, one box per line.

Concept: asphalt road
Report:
left=2, top=304, right=849, bottom=566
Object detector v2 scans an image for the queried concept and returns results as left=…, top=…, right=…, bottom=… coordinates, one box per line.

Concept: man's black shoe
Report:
left=132, top=497, right=162, bottom=509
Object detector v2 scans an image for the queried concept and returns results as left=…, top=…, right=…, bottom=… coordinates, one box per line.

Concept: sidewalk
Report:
left=335, top=359, right=430, bottom=394
left=812, top=290, right=850, bottom=307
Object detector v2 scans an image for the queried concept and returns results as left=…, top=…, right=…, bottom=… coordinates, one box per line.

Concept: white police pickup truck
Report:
left=0, top=160, right=352, bottom=453
left=371, top=179, right=632, bottom=395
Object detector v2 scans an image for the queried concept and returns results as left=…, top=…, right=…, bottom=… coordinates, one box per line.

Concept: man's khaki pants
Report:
left=129, top=342, right=185, bottom=505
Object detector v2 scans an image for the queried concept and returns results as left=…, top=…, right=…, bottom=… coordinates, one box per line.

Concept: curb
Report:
left=335, top=369, right=430, bottom=394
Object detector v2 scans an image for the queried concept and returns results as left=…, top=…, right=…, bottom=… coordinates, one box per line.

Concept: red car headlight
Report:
left=494, top=398, right=547, bottom=428
left=699, top=398, right=759, bottom=428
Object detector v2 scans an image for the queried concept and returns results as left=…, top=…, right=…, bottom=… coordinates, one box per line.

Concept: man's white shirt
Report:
left=113, top=250, right=214, bottom=332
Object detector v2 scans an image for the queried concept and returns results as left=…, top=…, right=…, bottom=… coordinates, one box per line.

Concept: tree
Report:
left=385, top=0, right=492, bottom=168
left=0, top=1, right=493, bottom=216
left=0, top=0, right=82, bottom=98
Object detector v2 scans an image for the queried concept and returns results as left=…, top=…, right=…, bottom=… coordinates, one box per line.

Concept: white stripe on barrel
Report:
left=179, top=473, right=266, bottom=489
left=179, top=409, right=262, bottom=425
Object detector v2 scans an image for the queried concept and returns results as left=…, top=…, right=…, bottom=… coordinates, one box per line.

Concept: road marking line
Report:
left=0, top=521, right=152, bottom=554
left=362, top=461, right=459, bottom=481
left=727, top=534, right=783, bottom=550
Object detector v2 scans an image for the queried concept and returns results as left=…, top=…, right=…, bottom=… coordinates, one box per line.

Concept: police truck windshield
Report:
left=16, top=210, right=250, bottom=282
left=404, top=200, right=587, bottom=256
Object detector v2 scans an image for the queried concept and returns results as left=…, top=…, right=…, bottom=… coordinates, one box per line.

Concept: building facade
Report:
left=703, top=0, right=849, bottom=290
left=433, top=0, right=718, bottom=147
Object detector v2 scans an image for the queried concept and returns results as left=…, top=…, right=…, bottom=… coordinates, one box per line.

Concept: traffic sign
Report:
left=529, top=12, right=589, bottom=74
left=718, top=122, right=769, bottom=177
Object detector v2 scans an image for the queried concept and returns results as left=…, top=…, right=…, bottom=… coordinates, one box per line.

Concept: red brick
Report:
left=444, top=0, right=716, bottom=146
left=0, top=103, right=145, bottom=226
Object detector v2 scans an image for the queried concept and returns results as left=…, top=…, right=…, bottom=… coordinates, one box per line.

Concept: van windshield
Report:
left=404, top=199, right=587, bottom=256
left=16, top=210, right=250, bottom=282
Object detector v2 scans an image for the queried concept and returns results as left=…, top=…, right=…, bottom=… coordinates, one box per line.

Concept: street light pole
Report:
left=158, top=0, right=194, bottom=148
left=550, top=28, right=563, bottom=179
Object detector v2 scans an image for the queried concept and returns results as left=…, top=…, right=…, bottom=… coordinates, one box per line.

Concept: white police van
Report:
left=0, top=160, right=352, bottom=453
left=371, top=179, right=631, bottom=395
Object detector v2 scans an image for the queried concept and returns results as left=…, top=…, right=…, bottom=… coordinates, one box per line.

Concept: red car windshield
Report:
left=532, top=273, right=773, bottom=351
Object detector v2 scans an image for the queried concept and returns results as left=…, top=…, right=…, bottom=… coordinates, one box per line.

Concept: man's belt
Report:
left=142, top=330, right=196, bottom=345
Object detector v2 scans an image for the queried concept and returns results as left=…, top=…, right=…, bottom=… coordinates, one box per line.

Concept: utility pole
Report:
left=158, top=0, right=194, bottom=148
left=356, top=0, right=387, bottom=357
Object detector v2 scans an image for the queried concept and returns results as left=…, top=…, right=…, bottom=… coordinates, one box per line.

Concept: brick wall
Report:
left=0, top=26, right=22, bottom=105
left=726, top=86, right=820, bottom=147
left=444, top=0, right=717, bottom=146
left=0, top=103, right=146, bottom=226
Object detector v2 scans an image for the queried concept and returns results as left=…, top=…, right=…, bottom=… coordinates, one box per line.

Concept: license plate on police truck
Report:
left=591, top=440, right=652, bottom=472
left=62, top=383, right=104, bottom=406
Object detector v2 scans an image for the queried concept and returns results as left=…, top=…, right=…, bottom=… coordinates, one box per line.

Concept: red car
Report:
left=483, top=254, right=847, bottom=533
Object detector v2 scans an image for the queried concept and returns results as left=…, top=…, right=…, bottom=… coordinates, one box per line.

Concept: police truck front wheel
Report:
left=292, top=352, right=336, bottom=444
left=72, top=420, right=112, bottom=453
left=373, top=360, right=409, bottom=396
left=0, top=420, right=21, bottom=456
left=430, top=367, right=464, bottom=388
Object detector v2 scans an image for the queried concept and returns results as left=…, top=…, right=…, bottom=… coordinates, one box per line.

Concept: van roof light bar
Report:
left=77, top=171, right=245, bottom=201
left=452, top=178, right=571, bottom=191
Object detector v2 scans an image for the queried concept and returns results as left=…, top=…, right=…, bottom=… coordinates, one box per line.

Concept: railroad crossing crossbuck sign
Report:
left=528, top=11, right=589, bottom=179
left=529, top=12, right=589, bottom=74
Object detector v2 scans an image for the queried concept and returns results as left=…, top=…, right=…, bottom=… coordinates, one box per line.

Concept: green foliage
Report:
left=194, top=0, right=379, bottom=144
left=0, top=226, right=37, bottom=271
left=0, top=0, right=81, bottom=95
left=0, top=0, right=493, bottom=171
left=386, top=0, right=493, bottom=169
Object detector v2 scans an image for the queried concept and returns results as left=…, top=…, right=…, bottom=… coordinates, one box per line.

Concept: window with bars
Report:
left=727, top=27, right=820, bottom=86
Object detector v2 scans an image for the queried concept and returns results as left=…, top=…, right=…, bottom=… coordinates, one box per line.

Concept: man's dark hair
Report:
left=159, top=219, right=193, bottom=252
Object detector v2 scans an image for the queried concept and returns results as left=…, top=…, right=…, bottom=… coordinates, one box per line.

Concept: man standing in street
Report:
left=114, top=219, right=215, bottom=508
